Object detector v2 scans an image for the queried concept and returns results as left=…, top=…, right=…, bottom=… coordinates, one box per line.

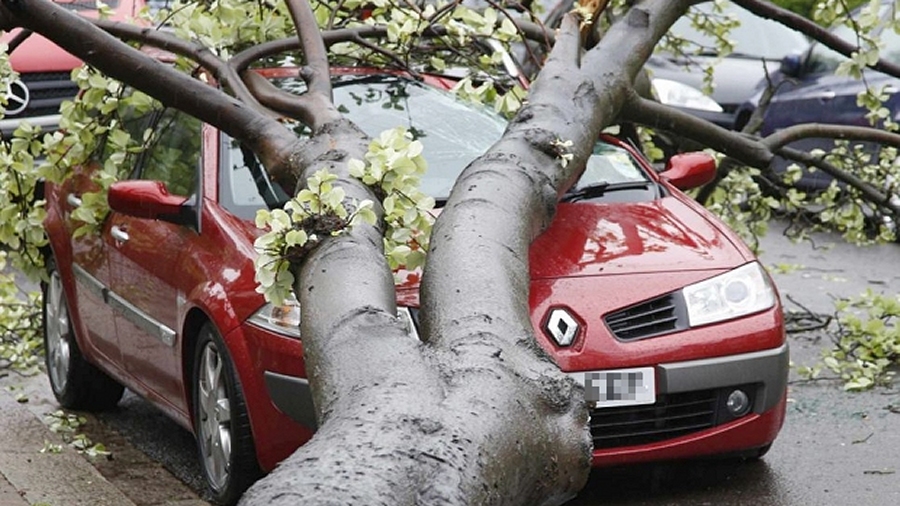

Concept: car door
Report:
left=61, top=165, right=122, bottom=366
left=60, top=105, right=158, bottom=367
left=107, top=107, right=202, bottom=412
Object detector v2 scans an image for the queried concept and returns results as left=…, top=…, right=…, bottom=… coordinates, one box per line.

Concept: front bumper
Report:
left=590, top=343, right=789, bottom=466
left=255, top=322, right=789, bottom=468
left=659, top=343, right=788, bottom=413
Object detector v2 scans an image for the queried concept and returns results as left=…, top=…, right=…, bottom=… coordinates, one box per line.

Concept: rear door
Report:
left=62, top=105, right=157, bottom=368
left=106, top=108, right=202, bottom=413
left=62, top=167, right=121, bottom=366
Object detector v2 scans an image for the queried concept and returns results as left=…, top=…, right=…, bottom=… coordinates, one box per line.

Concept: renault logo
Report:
left=544, top=307, right=580, bottom=347
left=4, top=79, right=30, bottom=116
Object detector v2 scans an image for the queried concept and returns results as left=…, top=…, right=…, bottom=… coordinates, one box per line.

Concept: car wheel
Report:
left=192, top=323, right=260, bottom=506
left=743, top=443, right=772, bottom=461
left=43, top=259, right=124, bottom=411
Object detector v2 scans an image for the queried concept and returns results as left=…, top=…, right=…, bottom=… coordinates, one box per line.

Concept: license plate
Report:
left=572, top=367, right=656, bottom=408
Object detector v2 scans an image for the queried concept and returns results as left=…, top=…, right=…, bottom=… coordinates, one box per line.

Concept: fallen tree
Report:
left=2, top=0, right=900, bottom=504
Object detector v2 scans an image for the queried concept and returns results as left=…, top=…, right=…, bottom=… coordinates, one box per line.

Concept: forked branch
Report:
left=94, top=19, right=269, bottom=115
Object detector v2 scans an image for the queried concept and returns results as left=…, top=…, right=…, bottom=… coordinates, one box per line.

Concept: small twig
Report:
left=788, top=376, right=841, bottom=385
left=783, top=294, right=832, bottom=333
left=852, top=432, right=874, bottom=444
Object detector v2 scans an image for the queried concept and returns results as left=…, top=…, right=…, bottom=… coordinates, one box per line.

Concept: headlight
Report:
left=248, top=299, right=421, bottom=341
left=651, top=78, right=723, bottom=112
left=248, top=295, right=301, bottom=339
left=683, top=262, right=777, bottom=327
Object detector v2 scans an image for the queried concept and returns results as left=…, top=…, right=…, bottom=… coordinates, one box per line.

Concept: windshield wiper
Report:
left=561, top=181, right=652, bottom=203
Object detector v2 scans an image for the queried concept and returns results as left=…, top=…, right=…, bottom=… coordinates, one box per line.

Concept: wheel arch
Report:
left=180, top=306, right=209, bottom=428
left=178, top=302, right=260, bottom=444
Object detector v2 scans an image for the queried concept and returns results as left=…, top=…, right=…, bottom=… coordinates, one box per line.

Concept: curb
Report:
left=0, top=381, right=138, bottom=506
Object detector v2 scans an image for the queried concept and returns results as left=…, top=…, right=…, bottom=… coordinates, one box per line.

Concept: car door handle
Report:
left=110, top=225, right=130, bottom=243
left=66, top=193, right=82, bottom=208
left=817, top=90, right=836, bottom=101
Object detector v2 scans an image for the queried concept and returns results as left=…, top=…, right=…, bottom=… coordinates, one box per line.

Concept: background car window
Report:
left=806, top=6, right=898, bottom=74
left=668, top=3, right=808, bottom=60
left=139, top=109, right=201, bottom=197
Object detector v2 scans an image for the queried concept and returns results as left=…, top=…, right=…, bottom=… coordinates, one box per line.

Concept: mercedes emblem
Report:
left=4, top=79, right=30, bottom=117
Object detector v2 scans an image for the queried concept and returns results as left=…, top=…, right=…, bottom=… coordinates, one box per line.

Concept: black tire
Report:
left=192, top=323, right=261, bottom=506
left=743, top=443, right=772, bottom=461
left=43, top=258, right=124, bottom=411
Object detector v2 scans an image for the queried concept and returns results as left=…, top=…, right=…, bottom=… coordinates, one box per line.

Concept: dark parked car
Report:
left=647, top=1, right=808, bottom=129
left=748, top=1, right=900, bottom=189
left=529, top=1, right=806, bottom=132
left=43, top=67, right=787, bottom=505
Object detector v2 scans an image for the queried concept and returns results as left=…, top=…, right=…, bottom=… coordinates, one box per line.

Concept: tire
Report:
left=43, top=259, right=124, bottom=411
left=743, top=443, right=772, bottom=461
left=192, top=323, right=261, bottom=506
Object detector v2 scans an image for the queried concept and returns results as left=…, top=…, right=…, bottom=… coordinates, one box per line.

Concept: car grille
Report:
left=604, top=293, right=688, bottom=341
left=11, top=72, right=78, bottom=119
left=590, top=384, right=758, bottom=449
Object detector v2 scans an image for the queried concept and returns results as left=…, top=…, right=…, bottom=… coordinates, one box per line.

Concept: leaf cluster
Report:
left=349, top=126, right=435, bottom=274
left=42, top=409, right=112, bottom=459
left=797, top=289, right=900, bottom=390
left=254, top=169, right=376, bottom=304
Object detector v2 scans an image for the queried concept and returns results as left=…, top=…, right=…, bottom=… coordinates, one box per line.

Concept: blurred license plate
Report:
left=573, top=367, right=655, bottom=407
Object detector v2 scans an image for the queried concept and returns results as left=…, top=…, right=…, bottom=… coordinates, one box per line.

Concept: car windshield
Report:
left=806, top=6, right=900, bottom=74
left=667, top=2, right=808, bottom=60
left=220, top=75, right=651, bottom=220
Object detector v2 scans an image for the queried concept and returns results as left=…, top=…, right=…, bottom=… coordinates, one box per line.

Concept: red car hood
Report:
left=392, top=194, right=752, bottom=302
left=529, top=197, right=751, bottom=279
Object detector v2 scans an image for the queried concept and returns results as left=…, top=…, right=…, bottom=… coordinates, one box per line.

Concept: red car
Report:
left=42, top=68, right=787, bottom=505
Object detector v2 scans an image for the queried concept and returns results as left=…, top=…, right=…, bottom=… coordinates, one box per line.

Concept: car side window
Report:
left=219, top=137, right=290, bottom=221
left=138, top=108, right=201, bottom=197
left=97, top=102, right=159, bottom=180
left=806, top=6, right=896, bottom=75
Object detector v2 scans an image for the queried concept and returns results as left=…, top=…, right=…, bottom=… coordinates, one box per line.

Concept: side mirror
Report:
left=779, top=53, right=803, bottom=78
left=659, top=153, right=716, bottom=191
left=108, top=180, right=191, bottom=224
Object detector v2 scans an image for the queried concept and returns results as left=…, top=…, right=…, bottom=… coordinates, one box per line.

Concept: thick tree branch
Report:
left=621, top=90, right=773, bottom=168
left=3, top=27, right=32, bottom=51
left=763, top=123, right=900, bottom=152
left=93, top=18, right=269, bottom=116
left=241, top=70, right=336, bottom=129
left=777, top=146, right=900, bottom=215
left=0, top=0, right=298, bottom=182
left=284, top=0, right=332, bottom=99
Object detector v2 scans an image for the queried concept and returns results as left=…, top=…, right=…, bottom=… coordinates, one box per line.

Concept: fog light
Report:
left=726, top=389, right=751, bottom=416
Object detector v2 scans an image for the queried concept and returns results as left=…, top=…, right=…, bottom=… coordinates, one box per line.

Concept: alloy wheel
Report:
left=45, top=271, right=71, bottom=392
left=197, top=342, right=233, bottom=491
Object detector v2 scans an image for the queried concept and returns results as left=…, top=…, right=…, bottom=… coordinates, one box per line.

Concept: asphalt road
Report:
left=5, top=223, right=900, bottom=505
